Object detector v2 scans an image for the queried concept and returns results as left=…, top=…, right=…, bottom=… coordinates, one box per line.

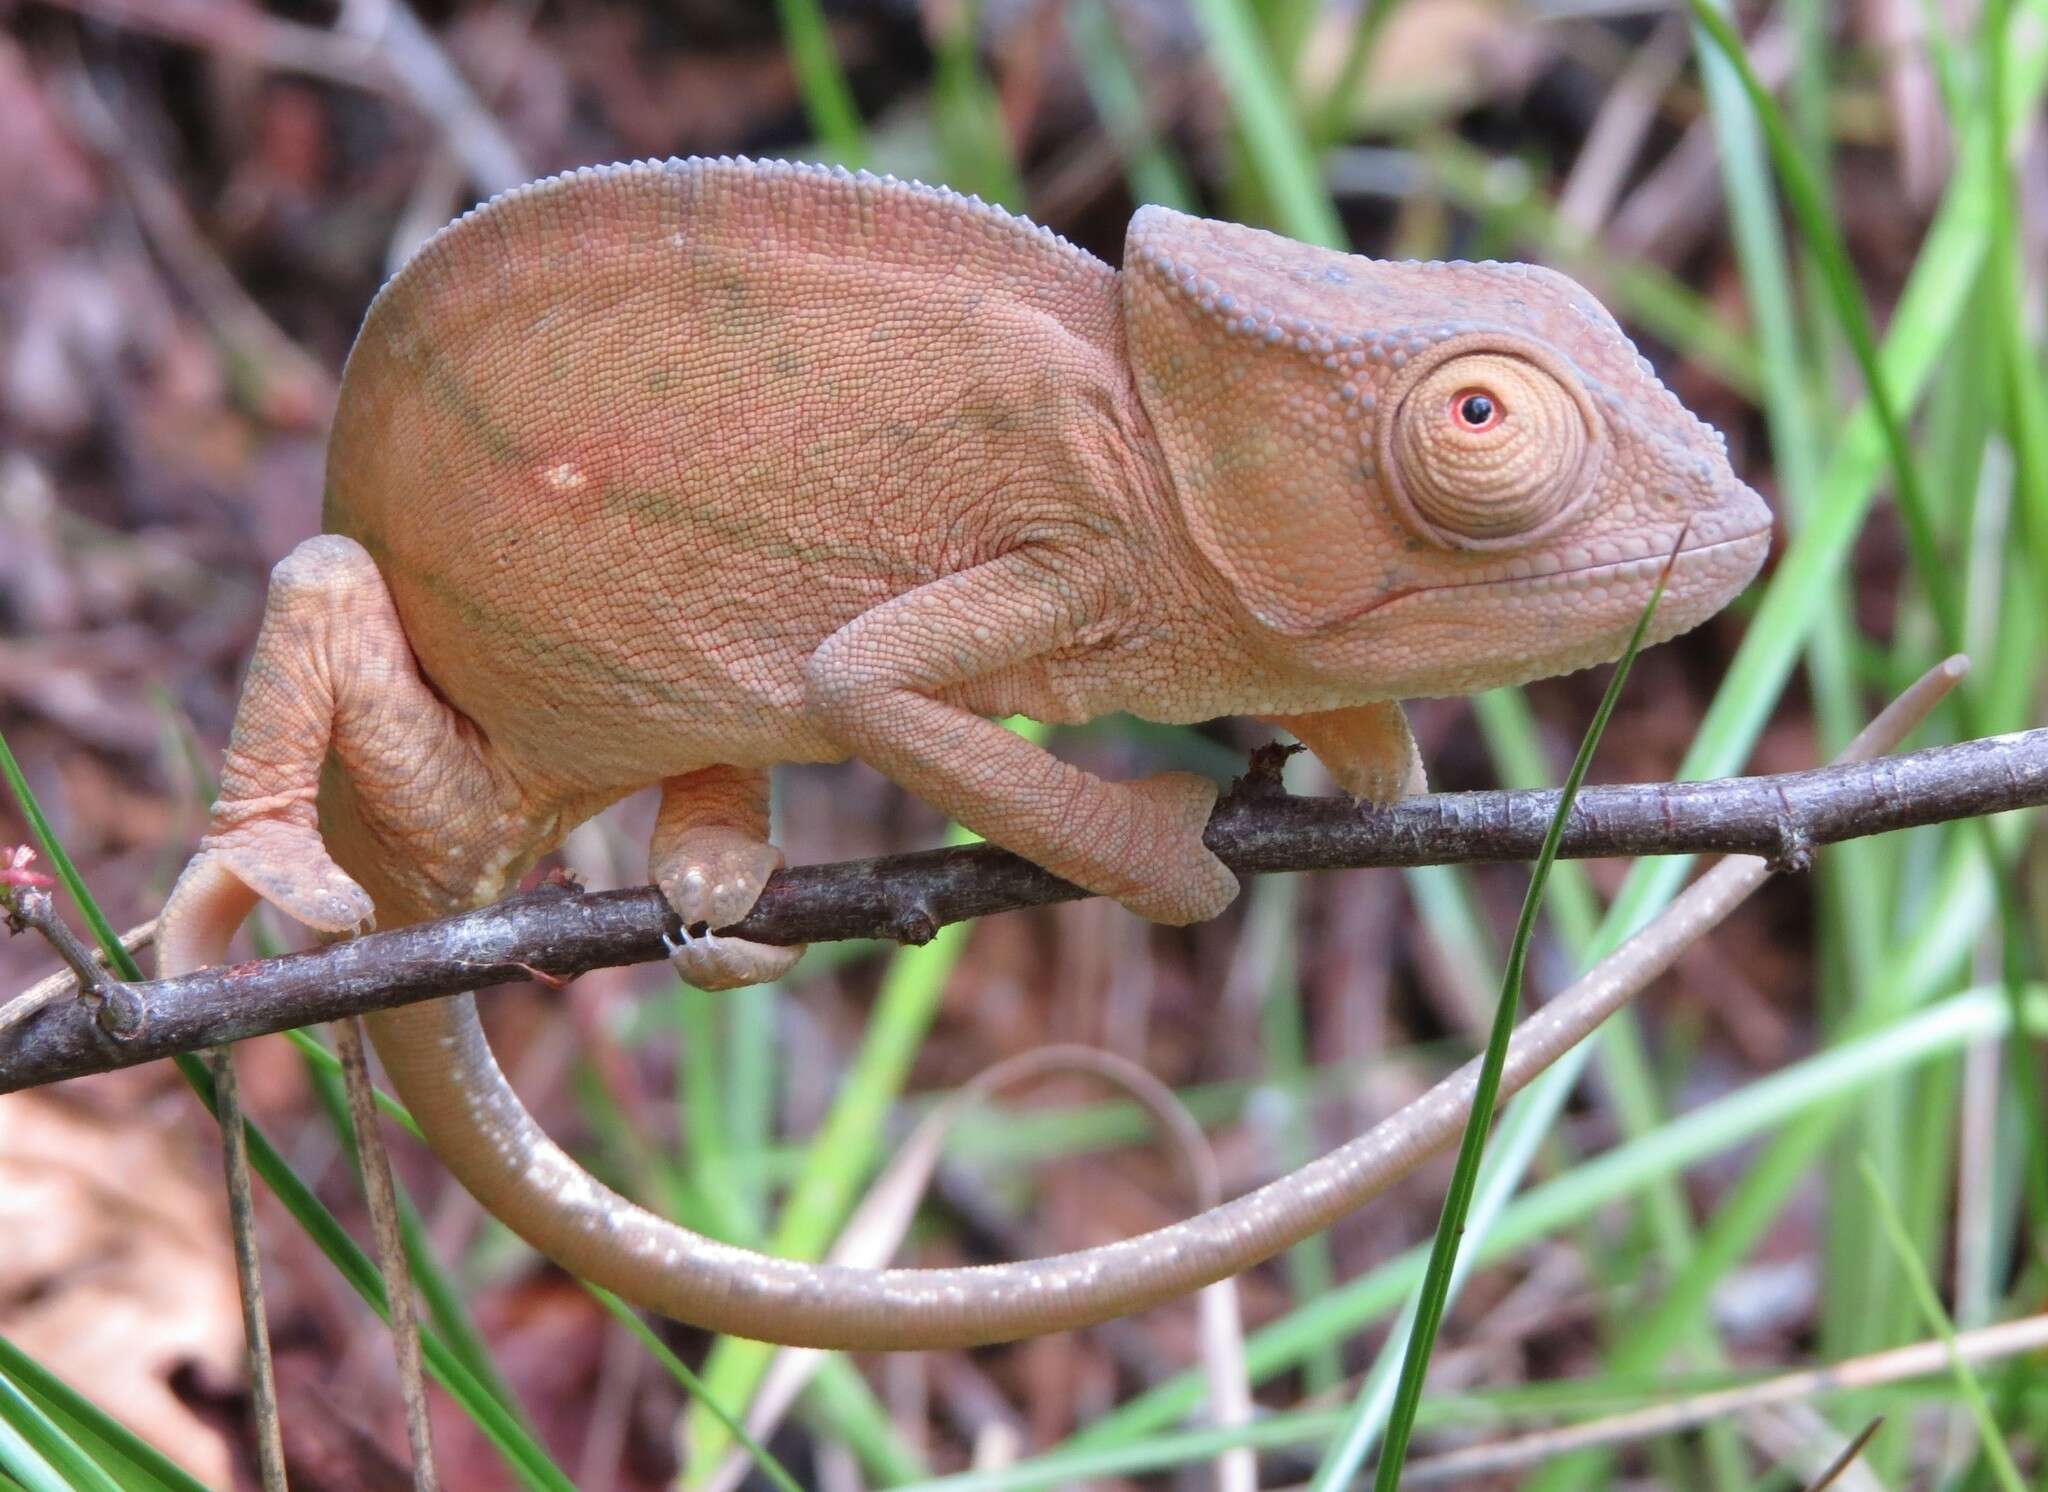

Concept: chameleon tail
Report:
left=362, top=988, right=1389, bottom=1347
left=359, top=852, right=1764, bottom=1349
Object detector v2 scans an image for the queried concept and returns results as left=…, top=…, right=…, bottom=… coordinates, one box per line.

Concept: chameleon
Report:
left=156, top=156, right=1770, bottom=1349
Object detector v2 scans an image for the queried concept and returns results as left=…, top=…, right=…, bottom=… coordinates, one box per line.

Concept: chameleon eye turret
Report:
left=1380, top=342, right=1599, bottom=547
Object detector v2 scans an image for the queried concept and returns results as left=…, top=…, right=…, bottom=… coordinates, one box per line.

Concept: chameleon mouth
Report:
left=1344, top=528, right=1772, bottom=624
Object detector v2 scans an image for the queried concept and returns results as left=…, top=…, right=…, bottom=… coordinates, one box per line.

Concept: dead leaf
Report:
left=0, top=1090, right=242, bottom=1489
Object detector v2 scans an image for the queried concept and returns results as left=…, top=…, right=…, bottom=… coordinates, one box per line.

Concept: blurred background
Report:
left=0, top=0, right=2044, bottom=1488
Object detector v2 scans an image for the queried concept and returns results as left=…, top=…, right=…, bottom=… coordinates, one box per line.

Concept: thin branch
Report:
left=207, top=1044, right=290, bottom=1492
left=1, top=726, right=2043, bottom=1091
left=0, top=881, right=144, bottom=1040
left=1404, top=1315, right=2048, bottom=1486
left=334, top=1018, right=440, bottom=1492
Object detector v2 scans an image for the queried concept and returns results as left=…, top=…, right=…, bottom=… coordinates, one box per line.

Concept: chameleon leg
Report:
left=1262, top=701, right=1427, bottom=805
left=650, top=766, right=802, bottom=990
left=805, top=551, right=1237, bottom=925
left=157, top=535, right=508, bottom=978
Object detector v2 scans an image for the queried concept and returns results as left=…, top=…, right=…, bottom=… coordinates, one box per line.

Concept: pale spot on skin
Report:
left=542, top=461, right=589, bottom=491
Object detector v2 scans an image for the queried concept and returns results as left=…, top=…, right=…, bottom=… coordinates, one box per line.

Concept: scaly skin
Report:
left=157, top=157, right=1770, bottom=1348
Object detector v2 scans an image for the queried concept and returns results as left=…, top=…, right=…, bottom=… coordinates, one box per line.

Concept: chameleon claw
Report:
left=661, top=922, right=722, bottom=959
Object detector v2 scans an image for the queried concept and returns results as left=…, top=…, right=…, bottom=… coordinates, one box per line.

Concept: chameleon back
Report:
left=325, top=158, right=1146, bottom=792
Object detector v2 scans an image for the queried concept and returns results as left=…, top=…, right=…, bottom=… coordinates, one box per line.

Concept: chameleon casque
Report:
left=158, top=157, right=1771, bottom=1350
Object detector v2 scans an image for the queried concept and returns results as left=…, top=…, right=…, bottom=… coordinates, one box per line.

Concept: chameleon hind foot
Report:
left=157, top=831, right=373, bottom=983
left=158, top=533, right=507, bottom=978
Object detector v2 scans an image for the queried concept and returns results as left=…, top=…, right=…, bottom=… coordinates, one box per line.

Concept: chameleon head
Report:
left=1122, top=207, right=1772, bottom=698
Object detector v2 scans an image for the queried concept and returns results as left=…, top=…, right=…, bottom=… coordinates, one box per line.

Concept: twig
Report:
left=334, top=1018, right=440, bottom=1492
left=45, top=0, right=528, bottom=195
left=1, top=724, right=2043, bottom=1090
left=698, top=1045, right=1255, bottom=1492
left=207, top=1045, right=290, bottom=1491
left=0, top=917, right=153, bottom=1036
left=336, top=0, right=528, bottom=197
left=1801, top=1416, right=1884, bottom=1492
left=48, top=0, right=392, bottom=90
left=58, top=68, right=336, bottom=430
left=1402, top=1315, right=2048, bottom=1485
left=1556, top=14, right=1689, bottom=234
left=0, top=882, right=143, bottom=1039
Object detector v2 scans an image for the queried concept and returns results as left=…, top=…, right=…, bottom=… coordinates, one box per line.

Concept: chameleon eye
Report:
left=1382, top=349, right=1599, bottom=546
left=1451, top=389, right=1501, bottom=432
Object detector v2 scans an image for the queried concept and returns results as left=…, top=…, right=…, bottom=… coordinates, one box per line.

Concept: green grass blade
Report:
left=1346, top=565, right=1671, bottom=1490
left=586, top=1288, right=805, bottom=1492
left=0, top=1368, right=124, bottom=1492
left=1858, top=1156, right=2028, bottom=1491
left=1982, top=0, right=2048, bottom=591
left=1187, top=0, right=1345, bottom=247
left=1586, top=7, right=2048, bottom=969
left=1066, top=0, right=1198, bottom=211
left=1687, top=0, right=1959, bottom=656
left=0, top=1408, right=78, bottom=1492
left=0, top=1339, right=207, bottom=1492
left=176, top=1053, right=575, bottom=1490
left=1245, top=875, right=1343, bottom=1391
left=1060, top=972, right=2026, bottom=1447
left=773, top=0, right=867, bottom=164
left=686, top=926, right=972, bottom=1474
left=915, top=988, right=2035, bottom=1490
left=687, top=724, right=1053, bottom=1479
left=1309, top=0, right=1403, bottom=146
left=929, top=0, right=1027, bottom=209
left=300, top=1045, right=535, bottom=1428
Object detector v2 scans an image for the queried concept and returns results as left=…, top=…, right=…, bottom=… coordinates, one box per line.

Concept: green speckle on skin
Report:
left=955, top=392, right=1022, bottom=435
left=402, top=560, right=697, bottom=707
left=418, top=357, right=524, bottom=464
left=716, top=276, right=753, bottom=326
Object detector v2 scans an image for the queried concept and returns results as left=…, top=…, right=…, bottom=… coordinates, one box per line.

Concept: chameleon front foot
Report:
left=1102, top=771, right=1239, bottom=925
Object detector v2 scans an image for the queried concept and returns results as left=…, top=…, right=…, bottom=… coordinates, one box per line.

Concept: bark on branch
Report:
left=3, top=727, right=2043, bottom=1092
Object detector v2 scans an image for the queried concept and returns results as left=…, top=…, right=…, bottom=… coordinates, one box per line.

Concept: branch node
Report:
left=532, top=867, right=584, bottom=897
left=890, top=899, right=940, bottom=946
left=1220, top=742, right=1301, bottom=808
left=1, top=871, right=148, bottom=1042
left=1768, top=793, right=1817, bottom=874
left=94, top=983, right=148, bottom=1042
